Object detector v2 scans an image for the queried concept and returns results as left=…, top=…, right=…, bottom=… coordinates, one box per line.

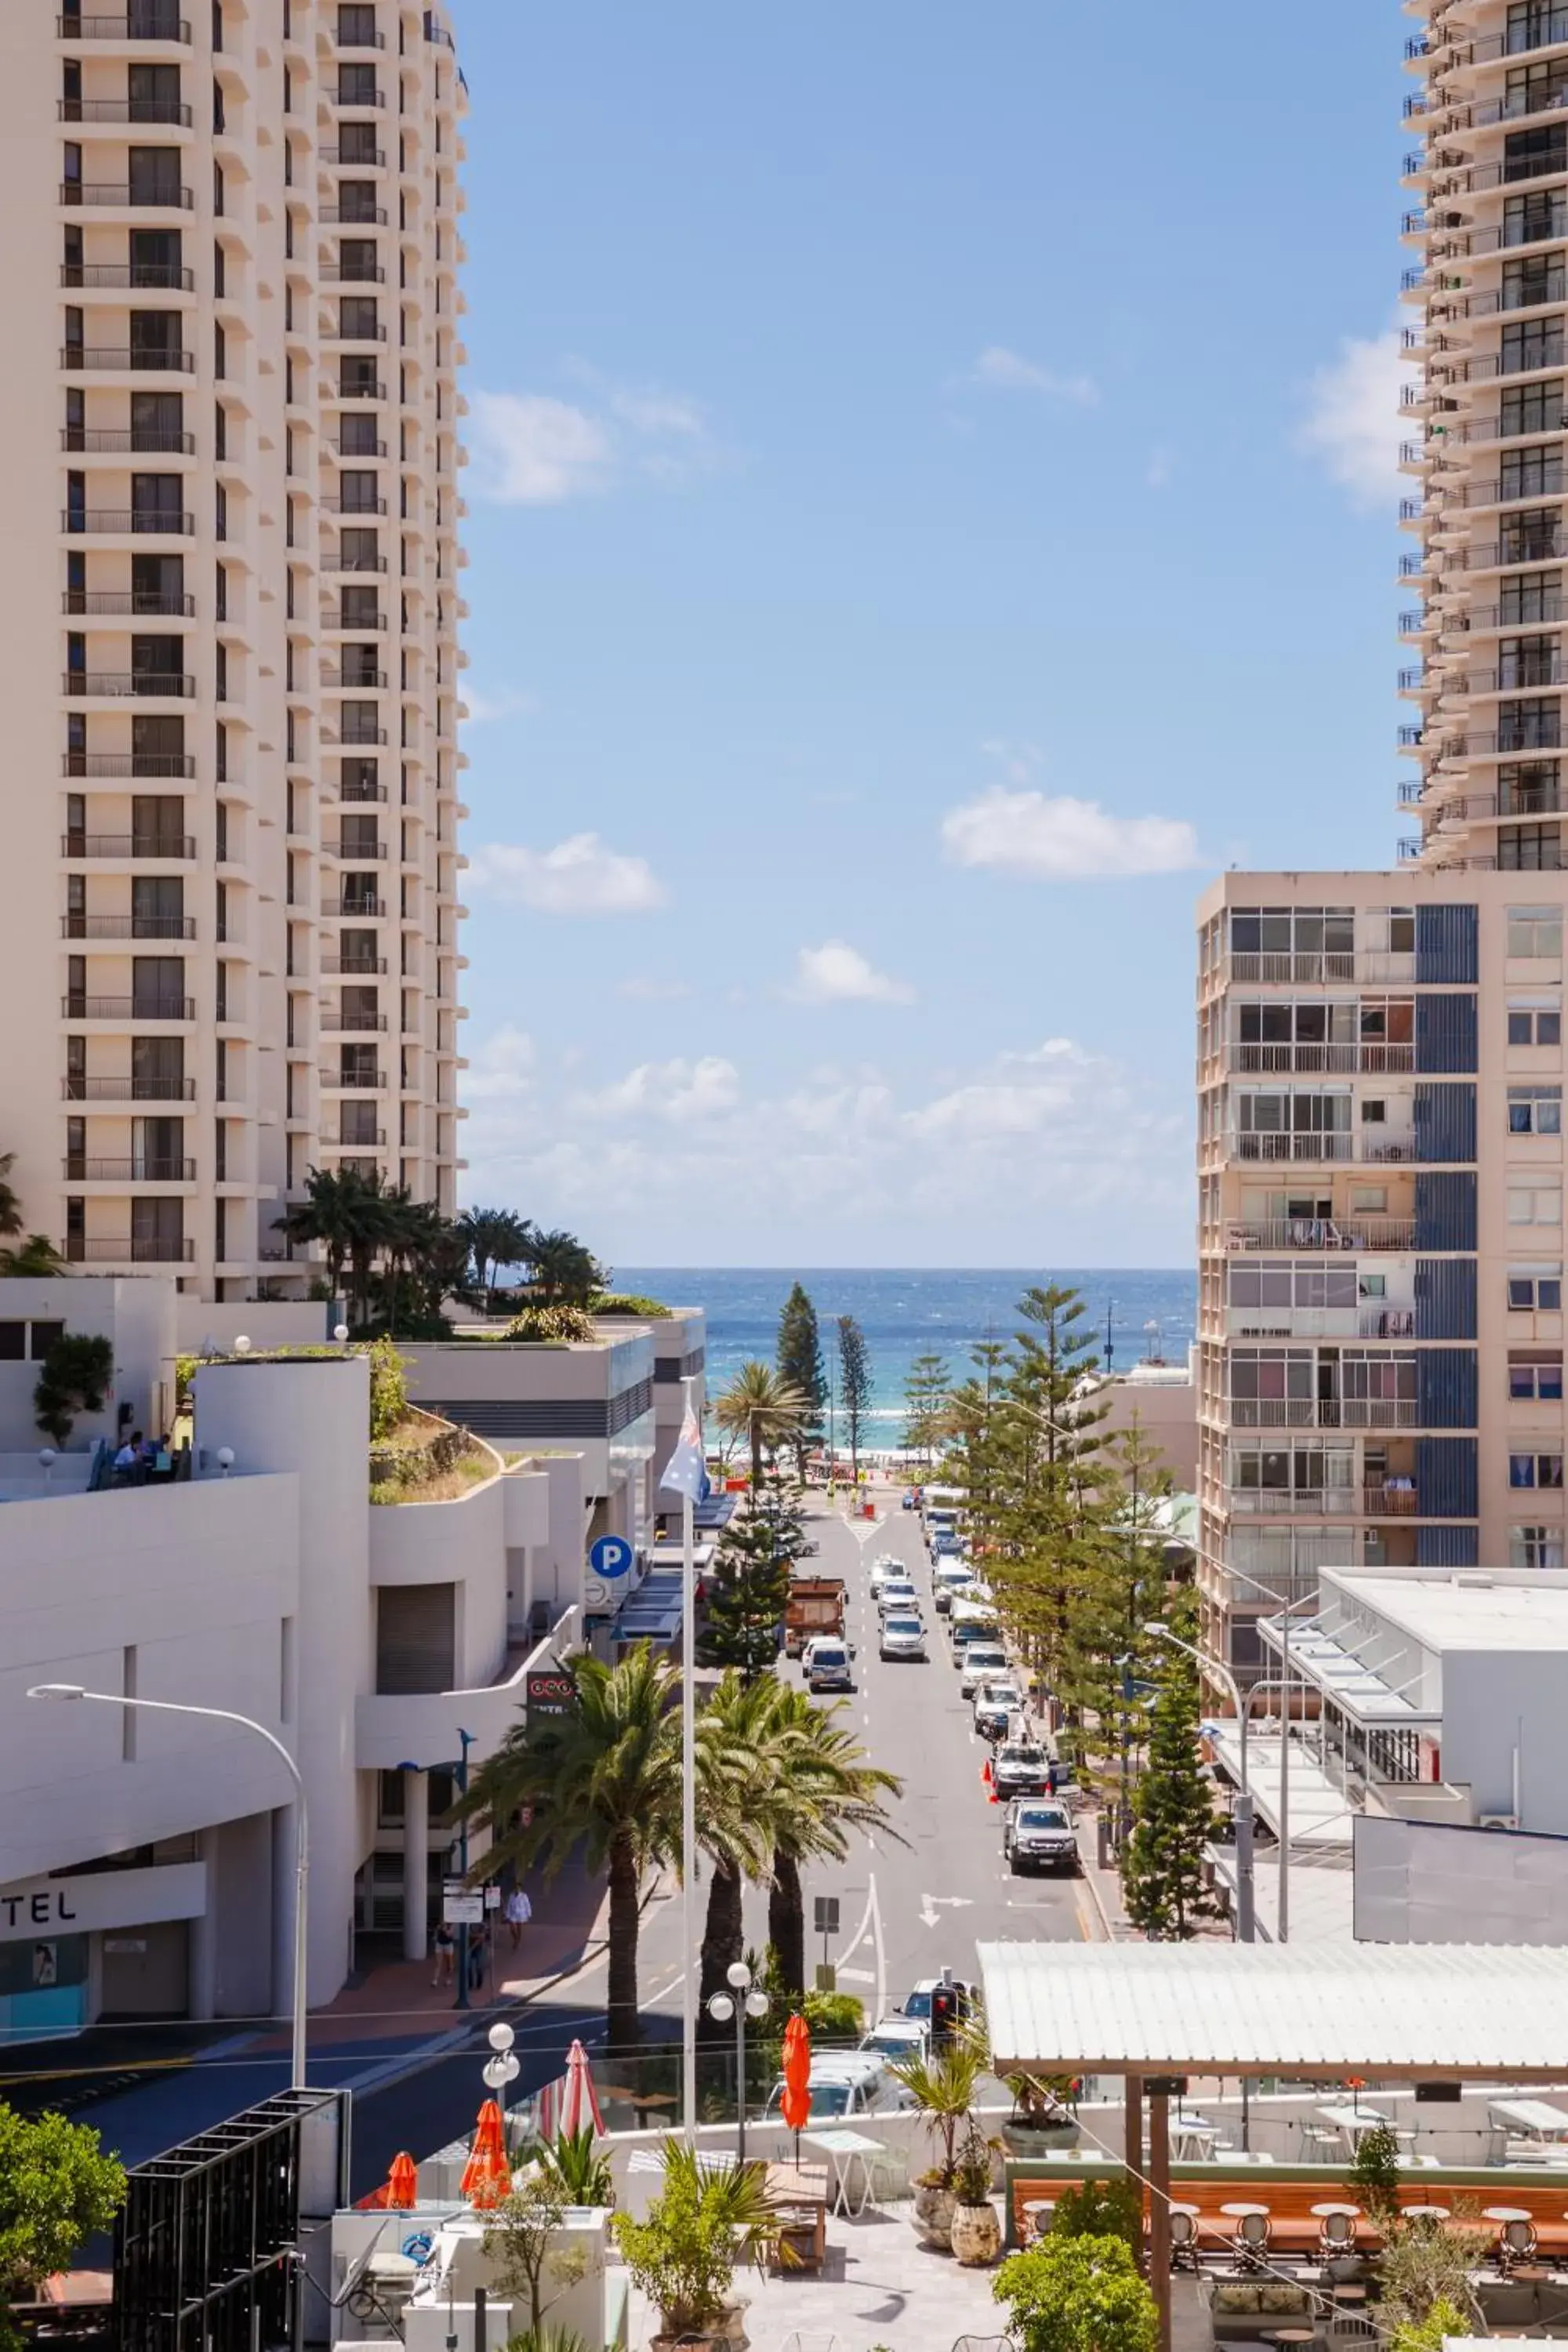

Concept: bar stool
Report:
left=1170, top=2204, right=1201, bottom=2274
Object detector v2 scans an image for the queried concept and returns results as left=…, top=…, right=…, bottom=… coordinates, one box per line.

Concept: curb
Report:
left=1073, top=1813, right=1121, bottom=1944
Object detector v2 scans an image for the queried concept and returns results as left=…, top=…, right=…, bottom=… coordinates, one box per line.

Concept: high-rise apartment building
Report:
left=0, top=0, right=466, bottom=1301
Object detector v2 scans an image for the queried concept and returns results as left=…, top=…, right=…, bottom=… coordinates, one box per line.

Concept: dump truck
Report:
left=785, top=1576, right=847, bottom=1657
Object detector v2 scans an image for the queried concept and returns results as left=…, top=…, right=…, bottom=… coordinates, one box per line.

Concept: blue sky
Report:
left=452, top=0, right=1411, bottom=1268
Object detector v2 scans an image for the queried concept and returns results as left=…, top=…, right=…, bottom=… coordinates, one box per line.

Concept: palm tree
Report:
left=459, top=1206, right=535, bottom=1310
left=693, top=1675, right=793, bottom=2027
left=0, top=1235, right=65, bottom=1278
left=714, top=1362, right=808, bottom=1491
left=527, top=1228, right=605, bottom=1310
left=450, top=1643, right=681, bottom=2054
left=274, top=1167, right=359, bottom=1307
left=763, top=1684, right=903, bottom=1995
left=0, top=1154, right=24, bottom=1241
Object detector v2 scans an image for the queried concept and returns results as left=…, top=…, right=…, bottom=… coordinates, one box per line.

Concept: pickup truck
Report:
left=785, top=1576, right=847, bottom=1657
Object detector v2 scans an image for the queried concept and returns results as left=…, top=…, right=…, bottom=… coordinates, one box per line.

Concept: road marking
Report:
left=918, top=1893, right=975, bottom=1929
left=838, top=1965, right=874, bottom=1984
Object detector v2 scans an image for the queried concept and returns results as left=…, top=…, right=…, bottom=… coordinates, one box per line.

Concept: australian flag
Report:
left=663, top=1396, right=710, bottom=1502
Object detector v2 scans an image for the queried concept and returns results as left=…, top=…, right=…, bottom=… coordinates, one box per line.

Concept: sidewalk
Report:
left=1074, top=1795, right=1140, bottom=1941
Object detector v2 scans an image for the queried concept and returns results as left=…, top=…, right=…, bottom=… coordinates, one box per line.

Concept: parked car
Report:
left=900, top=1489, right=917, bottom=1511
left=959, top=1642, right=1011, bottom=1699
left=859, top=2013, right=929, bottom=2063
left=880, top=1612, right=927, bottom=1661
left=804, top=1637, right=855, bottom=1693
left=993, top=1740, right=1054, bottom=1801
left=1002, top=1796, right=1080, bottom=1875
left=763, top=2052, right=910, bottom=2122
left=972, top=1678, right=1026, bottom=1739
left=933, top=1562, right=978, bottom=1614
left=900, top=1974, right=975, bottom=2036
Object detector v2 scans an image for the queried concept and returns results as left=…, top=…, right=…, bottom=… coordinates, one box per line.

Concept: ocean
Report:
left=615, top=1267, right=1197, bottom=1426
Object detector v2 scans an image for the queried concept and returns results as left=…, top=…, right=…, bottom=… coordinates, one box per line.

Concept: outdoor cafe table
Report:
left=1316, top=2103, right=1405, bottom=2153
left=1489, top=2099, right=1568, bottom=2142
left=1171, top=2111, right=1220, bottom=2161
left=800, top=2127, right=884, bottom=2218
left=763, top=2161, right=828, bottom=2270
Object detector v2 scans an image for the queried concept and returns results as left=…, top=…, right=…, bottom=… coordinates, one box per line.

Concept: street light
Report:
left=1145, top=1621, right=1254, bottom=1944
left=707, top=1959, right=768, bottom=2162
left=483, top=2018, right=520, bottom=2147
left=1218, top=1571, right=1319, bottom=1946
left=27, top=1683, right=310, bottom=2089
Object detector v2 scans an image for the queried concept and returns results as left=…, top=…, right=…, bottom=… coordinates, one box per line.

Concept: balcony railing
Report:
left=64, top=1076, right=194, bottom=1100
left=326, top=322, right=388, bottom=344
left=64, top=1157, right=194, bottom=1181
left=329, top=724, right=388, bottom=745
left=58, top=96, right=191, bottom=124
left=61, top=343, right=194, bottom=372
left=1225, top=1305, right=1417, bottom=1341
left=321, top=202, right=388, bottom=225
left=323, top=554, right=388, bottom=574
left=1472, top=662, right=1568, bottom=691
left=321, top=263, right=386, bottom=284
left=322, top=607, right=387, bottom=630
left=334, top=24, right=386, bottom=45
left=1363, top=1483, right=1421, bottom=1516
left=62, top=833, right=196, bottom=858
left=1224, top=951, right=1417, bottom=985
left=323, top=837, right=387, bottom=859
left=63, top=752, right=194, bottom=778
left=336, top=778, right=388, bottom=800
left=1468, top=17, right=1568, bottom=63
left=1225, top=1488, right=1358, bottom=1516
left=322, top=1011, right=387, bottom=1031
left=64, top=507, right=194, bottom=535
left=1466, top=724, right=1565, bottom=753
left=1228, top=1399, right=1420, bottom=1431
left=56, top=13, right=193, bottom=36
left=334, top=379, right=387, bottom=401
left=63, top=590, right=194, bottom=617
left=64, top=914, right=194, bottom=938
left=321, top=664, right=388, bottom=685
left=1225, top=1132, right=1418, bottom=1167
left=322, top=896, right=386, bottom=916
left=327, top=435, right=387, bottom=457
left=1230, top=1044, right=1416, bottom=1075
left=1223, top=1218, right=1417, bottom=1252
left=60, top=262, right=194, bottom=291
left=64, top=671, right=195, bottom=698
left=332, top=1129, right=386, bottom=1148
left=322, top=953, right=388, bottom=974
left=61, top=182, right=194, bottom=209
left=64, top=995, right=194, bottom=1020
left=65, top=1236, right=193, bottom=1262
left=331, top=83, right=386, bottom=107
left=61, top=426, right=194, bottom=453
left=320, top=1067, right=386, bottom=1089
left=321, top=146, right=386, bottom=167
left=1469, top=537, right=1566, bottom=568
left=321, top=496, right=388, bottom=516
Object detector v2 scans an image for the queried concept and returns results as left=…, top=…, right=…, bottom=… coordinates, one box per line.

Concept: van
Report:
left=763, top=2052, right=909, bottom=2124
left=804, top=1638, right=854, bottom=1693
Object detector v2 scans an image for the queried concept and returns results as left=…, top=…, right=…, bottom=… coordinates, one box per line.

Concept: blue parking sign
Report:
left=590, top=1533, right=634, bottom=1581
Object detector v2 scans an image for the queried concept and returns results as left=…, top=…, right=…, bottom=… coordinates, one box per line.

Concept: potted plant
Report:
left=993, top=2230, right=1158, bottom=2352
left=1001, top=2070, right=1081, bottom=2158
left=949, top=2122, right=1003, bottom=2267
left=889, top=2042, right=981, bottom=2249
left=611, top=2140, right=782, bottom=2351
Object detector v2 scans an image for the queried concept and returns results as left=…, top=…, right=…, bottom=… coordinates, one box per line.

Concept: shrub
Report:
left=363, top=1334, right=408, bottom=1441
left=611, top=2142, right=782, bottom=2338
left=0, top=2103, right=126, bottom=2345
left=33, top=1334, right=114, bottom=1447
left=1050, top=2175, right=1144, bottom=2259
left=1348, top=2120, right=1403, bottom=2227
left=993, top=2231, right=1158, bottom=2352
left=506, top=1303, right=596, bottom=1343
left=591, top=1292, right=670, bottom=1317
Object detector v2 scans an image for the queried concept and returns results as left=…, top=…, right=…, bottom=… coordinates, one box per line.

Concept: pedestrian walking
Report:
left=467, top=1921, right=488, bottom=1992
left=504, top=1885, right=532, bottom=1952
left=431, top=1919, right=454, bottom=1989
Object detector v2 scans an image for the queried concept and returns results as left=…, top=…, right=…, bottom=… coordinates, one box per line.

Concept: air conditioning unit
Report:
left=1479, top=1812, right=1519, bottom=1831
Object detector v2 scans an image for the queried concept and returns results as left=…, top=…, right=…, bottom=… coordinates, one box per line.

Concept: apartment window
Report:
left=1510, top=905, right=1565, bottom=955
left=1509, top=1181, right=1563, bottom=1221
left=1502, top=379, right=1565, bottom=435
left=215, top=481, right=227, bottom=543
left=1511, top=1452, right=1566, bottom=1487
left=1501, top=822, right=1564, bottom=867
left=1510, top=1349, right=1564, bottom=1398
left=1502, top=567, right=1564, bottom=622
left=1501, top=448, right=1566, bottom=500
left=1510, top=1002, right=1563, bottom=1044
left=1509, top=1083, right=1563, bottom=1131
left=1512, top=1526, right=1566, bottom=1569
left=1499, top=758, right=1562, bottom=808
left=1512, top=1265, right=1563, bottom=1321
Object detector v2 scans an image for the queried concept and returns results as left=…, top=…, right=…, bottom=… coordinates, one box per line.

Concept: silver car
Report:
left=1003, top=1797, right=1079, bottom=1875
left=880, top=1612, right=927, bottom=1661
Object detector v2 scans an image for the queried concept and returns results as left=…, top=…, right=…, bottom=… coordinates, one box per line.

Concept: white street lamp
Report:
left=708, top=1960, right=768, bottom=2162
left=27, top=1684, right=310, bottom=2088
left=483, top=2019, right=520, bottom=2142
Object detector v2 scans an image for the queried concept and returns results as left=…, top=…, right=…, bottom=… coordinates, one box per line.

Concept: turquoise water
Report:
left=616, top=1266, right=1196, bottom=1425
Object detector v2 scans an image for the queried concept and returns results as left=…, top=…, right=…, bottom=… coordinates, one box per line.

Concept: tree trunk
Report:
left=605, top=1832, right=643, bottom=2057
left=699, top=1857, right=744, bottom=2034
left=769, top=1846, right=805, bottom=1996
left=750, top=1425, right=763, bottom=1491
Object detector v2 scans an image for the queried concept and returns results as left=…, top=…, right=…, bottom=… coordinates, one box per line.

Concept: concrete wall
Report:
left=1443, top=1649, right=1568, bottom=1834
left=174, top=1301, right=343, bottom=1353
left=1100, top=1371, right=1199, bottom=1489
left=0, top=1276, right=176, bottom=1452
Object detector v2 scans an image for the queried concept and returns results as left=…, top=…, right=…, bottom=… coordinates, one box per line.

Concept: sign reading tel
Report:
left=590, top=1533, right=634, bottom=1581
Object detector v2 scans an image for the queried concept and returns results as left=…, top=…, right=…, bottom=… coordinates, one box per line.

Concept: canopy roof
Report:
left=979, top=1940, right=1568, bottom=2081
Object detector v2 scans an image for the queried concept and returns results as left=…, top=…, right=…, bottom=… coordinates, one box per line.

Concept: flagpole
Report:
left=680, top=1375, right=699, bottom=2150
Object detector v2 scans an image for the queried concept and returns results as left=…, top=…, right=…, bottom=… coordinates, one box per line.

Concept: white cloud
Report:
left=577, top=1056, right=741, bottom=1122
left=463, top=684, right=540, bottom=725
left=790, top=941, right=915, bottom=1006
left=616, top=975, right=695, bottom=1001
left=942, top=786, right=1200, bottom=880
left=964, top=346, right=1098, bottom=404
left=1298, top=321, right=1412, bottom=507
left=464, top=1025, right=535, bottom=1103
left=466, top=833, right=668, bottom=916
left=470, top=372, right=715, bottom=506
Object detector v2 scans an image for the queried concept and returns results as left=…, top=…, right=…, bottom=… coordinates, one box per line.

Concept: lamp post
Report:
left=1216, top=1570, right=1319, bottom=1947
left=708, top=1960, right=769, bottom=2163
left=27, top=1682, right=310, bottom=2089
left=1145, top=1621, right=1254, bottom=1944
left=452, top=1727, right=476, bottom=2012
left=484, top=2018, right=520, bottom=2147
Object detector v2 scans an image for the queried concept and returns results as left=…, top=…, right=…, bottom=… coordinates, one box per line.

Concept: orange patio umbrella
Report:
left=459, top=2097, right=513, bottom=2209
left=781, top=2012, right=811, bottom=2163
left=386, top=2151, right=419, bottom=2209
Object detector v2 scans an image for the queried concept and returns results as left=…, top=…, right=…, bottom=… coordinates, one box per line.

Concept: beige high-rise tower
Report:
left=1401, top=0, right=1568, bottom=873
left=0, top=0, right=467, bottom=1299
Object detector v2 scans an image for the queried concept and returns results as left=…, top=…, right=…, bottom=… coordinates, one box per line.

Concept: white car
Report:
left=763, top=2052, right=911, bottom=2122
left=869, top=1556, right=909, bottom=1592
left=959, top=1642, right=1011, bottom=1698
left=972, top=1678, right=1025, bottom=1737
left=880, top=1612, right=927, bottom=1661
left=875, top=1581, right=920, bottom=1618
left=858, top=2013, right=930, bottom=2064
left=803, top=1637, right=855, bottom=1693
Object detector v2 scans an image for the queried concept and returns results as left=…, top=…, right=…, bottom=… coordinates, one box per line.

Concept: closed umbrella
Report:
left=559, top=2038, right=604, bottom=2138
left=781, top=2012, right=811, bottom=2164
left=386, top=2151, right=419, bottom=2210
left=459, top=2098, right=513, bottom=2209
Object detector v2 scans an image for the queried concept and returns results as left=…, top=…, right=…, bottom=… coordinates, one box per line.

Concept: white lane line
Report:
left=836, top=1875, right=879, bottom=1969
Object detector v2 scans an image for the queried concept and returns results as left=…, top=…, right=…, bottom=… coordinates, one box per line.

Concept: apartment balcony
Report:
left=61, top=182, right=194, bottom=209
left=321, top=146, right=387, bottom=168
left=1363, top=1483, right=1421, bottom=1516
left=1225, top=1133, right=1417, bottom=1167
left=64, top=994, right=194, bottom=1021
left=1470, top=662, right=1568, bottom=691
left=321, top=953, right=387, bottom=974
left=321, top=263, right=386, bottom=284
left=321, top=1011, right=387, bottom=1032
left=1468, top=18, right=1568, bottom=64
left=63, top=751, right=194, bottom=779
left=1225, top=1306, right=1417, bottom=1342
left=61, top=833, right=195, bottom=858
left=61, top=426, right=194, bottom=454
left=65, top=1236, right=193, bottom=1263
left=321, top=497, right=388, bottom=517
left=60, top=343, right=194, bottom=373
left=321, top=665, right=387, bottom=687
left=1223, top=1217, right=1417, bottom=1253
left=1225, top=1487, right=1359, bottom=1516
left=322, top=554, right=388, bottom=575
left=324, top=323, right=388, bottom=346
left=1223, top=950, right=1417, bottom=985
left=60, top=262, right=194, bottom=292
left=1468, top=535, right=1566, bottom=568
left=321, top=202, right=388, bottom=226
left=1465, top=723, right=1565, bottom=753
left=64, top=670, right=195, bottom=698
left=326, top=724, right=388, bottom=746
left=332, top=22, right=386, bottom=44
left=1229, top=1044, right=1415, bottom=1075
left=63, top=590, right=193, bottom=618
left=63, top=1076, right=194, bottom=1100
left=63, top=1156, right=194, bottom=1181
left=330, top=1127, right=385, bottom=1148
left=63, top=507, right=194, bottom=535
left=1227, top=1400, right=1420, bottom=1431
left=56, top=13, right=193, bottom=38
left=58, top=96, right=191, bottom=125
left=335, top=779, right=388, bottom=802
left=326, top=435, right=387, bottom=457
left=333, top=379, right=387, bottom=401
left=323, top=837, right=386, bottom=860
left=322, top=896, right=386, bottom=917
left=319, top=1067, right=386, bottom=1089
left=63, top=915, right=194, bottom=942
left=321, top=606, right=386, bottom=631
left=1465, top=595, right=1568, bottom=630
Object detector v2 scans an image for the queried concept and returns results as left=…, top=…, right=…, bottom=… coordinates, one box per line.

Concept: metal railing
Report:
left=64, top=1157, right=194, bottom=1181
left=66, top=1236, right=194, bottom=1262
left=61, top=426, right=194, bottom=452
left=328, top=724, right=388, bottom=745
left=321, top=496, right=387, bottom=515
left=62, top=833, right=196, bottom=858
left=1224, top=951, right=1417, bottom=984
left=331, top=84, right=386, bottom=107
left=64, top=995, right=194, bottom=1020
left=61, top=344, right=194, bottom=372
left=319, top=1068, right=386, bottom=1089
left=335, top=378, right=387, bottom=400
left=321, top=666, right=387, bottom=686
left=59, top=96, right=191, bottom=123
left=321, top=608, right=387, bottom=631
left=1229, top=1044, right=1415, bottom=1075
left=322, top=837, right=387, bottom=859
left=322, top=953, right=387, bottom=973
left=321, top=203, right=388, bottom=225
left=63, top=752, right=194, bottom=778
left=334, top=779, right=388, bottom=800
left=1363, top=1484, right=1421, bottom=1515
left=1228, top=1399, right=1420, bottom=1430
left=64, top=1076, right=194, bottom=1100
left=323, top=554, right=388, bottom=573
left=63, top=507, right=194, bottom=534
left=321, top=145, right=386, bottom=167
left=64, top=672, right=195, bottom=698
left=321, top=896, right=386, bottom=916
left=1224, top=1218, right=1417, bottom=1252
left=320, top=263, right=386, bottom=283
left=327, top=321, right=387, bottom=343
left=332, top=1128, right=386, bottom=1148
left=57, top=12, right=192, bottom=35
left=60, top=262, right=194, bottom=290
left=63, top=590, right=194, bottom=616
left=322, top=1011, right=387, bottom=1031
left=63, top=915, right=194, bottom=939
left=62, top=181, right=194, bottom=208
left=1225, top=1489, right=1359, bottom=1516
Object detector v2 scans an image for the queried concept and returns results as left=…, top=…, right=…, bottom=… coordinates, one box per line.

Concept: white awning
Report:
left=979, top=1940, right=1568, bottom=2080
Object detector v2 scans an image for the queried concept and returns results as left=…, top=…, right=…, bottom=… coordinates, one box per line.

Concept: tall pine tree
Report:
left=697, top=1474, right=809, bottom=1681
left=902, top=1352, right=953, bottom=1467
left=775, top=1283, right=826, bottom=1472
left=836, top=1314, right=873, bottom=1485
left=1121, top=1593, right=1222, bottom=1939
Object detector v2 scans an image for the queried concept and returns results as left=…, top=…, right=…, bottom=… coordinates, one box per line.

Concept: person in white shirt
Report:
left=504, top=1886, right=532, bottom=1951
